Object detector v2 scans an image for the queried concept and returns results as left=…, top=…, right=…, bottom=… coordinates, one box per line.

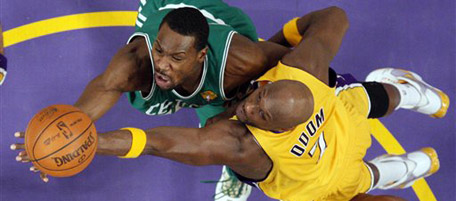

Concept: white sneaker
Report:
left=214, top=166, right=252, bottom=201
left=371, top=147, right=440, bottom=189
left=366, top=68, right=449, bottom=118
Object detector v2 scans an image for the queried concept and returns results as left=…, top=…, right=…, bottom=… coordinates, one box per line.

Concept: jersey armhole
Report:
left=219, top=31, right=237, bottom=101
left=127, top=32, right=156, bottom=101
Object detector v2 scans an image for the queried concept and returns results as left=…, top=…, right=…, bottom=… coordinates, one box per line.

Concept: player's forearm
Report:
left=74, top=75, right=123, bottom=121
left=96, top=127, right=216, bottom=166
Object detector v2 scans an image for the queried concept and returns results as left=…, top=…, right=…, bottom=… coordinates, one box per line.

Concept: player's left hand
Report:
left=10, top=131, right=50, bottom=183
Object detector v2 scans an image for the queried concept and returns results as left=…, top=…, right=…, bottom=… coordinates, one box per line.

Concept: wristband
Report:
left=283, top=17, right=302, bottom=47
left=118, top=127, right=147, bottom=158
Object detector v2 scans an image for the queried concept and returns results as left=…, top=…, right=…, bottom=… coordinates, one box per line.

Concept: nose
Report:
left=244, top=101, right=258, bottom=116
left=155, top=56, right=171, bottom=73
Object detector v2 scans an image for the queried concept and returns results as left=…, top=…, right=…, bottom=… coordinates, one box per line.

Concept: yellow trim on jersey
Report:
left=3, top=12, right=437, bottom=200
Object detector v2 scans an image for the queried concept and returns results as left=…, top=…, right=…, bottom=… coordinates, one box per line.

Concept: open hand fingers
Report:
left=14, top=132, right=25, bottom=138
left=15, top=151, right=31, bottom=162
left=29, top=166, right=40, bottom=173
left=29, top=166, right=49, bottom=183
left=11, top=130, right=48, bottom=182
left=10, top=143, right=25, bottom=150
left=40, top=172, right=49, bottom=183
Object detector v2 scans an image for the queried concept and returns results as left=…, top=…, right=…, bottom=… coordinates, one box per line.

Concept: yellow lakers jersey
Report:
left=242, top=62, right=372, bottom=201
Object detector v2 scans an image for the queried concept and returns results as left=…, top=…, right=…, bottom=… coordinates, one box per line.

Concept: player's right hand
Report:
left=10, top=131, right=50, bottom=183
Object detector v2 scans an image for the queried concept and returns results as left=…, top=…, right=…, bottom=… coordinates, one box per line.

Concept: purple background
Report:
left=1, top=0, right=454, bottom=200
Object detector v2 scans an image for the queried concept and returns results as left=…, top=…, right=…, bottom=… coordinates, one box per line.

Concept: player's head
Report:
left=235, top=80, right=314, bottom=131
left=153, top=7, right=209, bottom=90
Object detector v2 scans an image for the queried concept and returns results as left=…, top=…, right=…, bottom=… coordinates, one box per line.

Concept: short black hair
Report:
left=160, top=7, right=209, bottom=51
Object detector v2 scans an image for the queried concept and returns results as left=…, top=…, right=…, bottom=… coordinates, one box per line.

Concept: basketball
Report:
left=24, top=105, right=97, bottom=177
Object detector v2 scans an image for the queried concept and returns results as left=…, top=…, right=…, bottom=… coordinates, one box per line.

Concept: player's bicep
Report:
left=199, top=120, right=251, bottom=165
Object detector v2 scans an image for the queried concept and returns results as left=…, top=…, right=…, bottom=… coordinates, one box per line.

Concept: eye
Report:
left=257, top=91, right=263, bottom=103
left=259, top=110, right=266, bottom=120
left=155, top=47, right=163, bottom=54
left=172, top=56, right=183, bottom=61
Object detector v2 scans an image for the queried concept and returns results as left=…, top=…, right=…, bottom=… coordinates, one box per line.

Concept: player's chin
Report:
left=156, top=81, right=175, bottom=91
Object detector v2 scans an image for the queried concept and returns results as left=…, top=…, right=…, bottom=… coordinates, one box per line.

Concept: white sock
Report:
left=372, top=159, right=408, bottom=189
left=392, top=83, right=422, bottom=109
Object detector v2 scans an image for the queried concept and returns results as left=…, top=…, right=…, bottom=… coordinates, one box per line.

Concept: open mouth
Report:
left=155, top=73, right=170, bottom=87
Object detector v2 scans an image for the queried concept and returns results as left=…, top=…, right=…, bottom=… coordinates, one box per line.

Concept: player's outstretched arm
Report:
left=272, top=7, right=349, bottom=85
left=97, top=119, right=270, bottom=180
left=74, top=38, right=151, bottom=121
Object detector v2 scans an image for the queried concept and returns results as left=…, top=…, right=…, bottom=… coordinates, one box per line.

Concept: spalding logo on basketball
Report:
left=24, top=105, right=97, bottom=177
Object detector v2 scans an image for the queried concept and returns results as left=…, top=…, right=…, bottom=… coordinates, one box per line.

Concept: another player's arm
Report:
left=274, top=6, right=349, bottom=84
left=223, top=34, right=290, bottom=93
left=74, top=38, right=151, bottom=121
left=97, top=119, right=270, bottom=180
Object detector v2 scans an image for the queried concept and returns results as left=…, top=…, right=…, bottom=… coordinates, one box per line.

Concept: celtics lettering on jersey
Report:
left=290, top=108, right=327, bottom=161
left=127, top=0, right=239, bottom=116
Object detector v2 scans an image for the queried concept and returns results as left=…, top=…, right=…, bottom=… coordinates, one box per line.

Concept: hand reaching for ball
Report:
left=11, top=105, right=97, bottom=183
left=11, top=131, right=49, bottom=183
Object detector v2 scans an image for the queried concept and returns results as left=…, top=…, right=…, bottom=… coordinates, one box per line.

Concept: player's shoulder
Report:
left=111, top=38, right=148, bottom=69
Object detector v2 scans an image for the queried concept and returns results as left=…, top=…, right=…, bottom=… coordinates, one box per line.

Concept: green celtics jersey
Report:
left=126, top=0, right=258, bottom=116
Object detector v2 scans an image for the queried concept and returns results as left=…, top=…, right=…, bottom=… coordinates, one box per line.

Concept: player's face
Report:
left=152, top=23, right=204, bottom=90
left=236, top=86, right=277, bottom=130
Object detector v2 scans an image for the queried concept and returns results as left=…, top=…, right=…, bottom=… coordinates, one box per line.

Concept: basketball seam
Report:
left=30, top=110, right=81, bottom=159
left=33, top=121, right=93, bottom=162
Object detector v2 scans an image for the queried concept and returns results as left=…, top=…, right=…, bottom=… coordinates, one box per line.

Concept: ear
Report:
left=197, top=46, right=208, bottom=63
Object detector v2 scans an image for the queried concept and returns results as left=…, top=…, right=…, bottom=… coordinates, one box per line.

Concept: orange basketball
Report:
left=24, top=105, right=97, bottom=177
